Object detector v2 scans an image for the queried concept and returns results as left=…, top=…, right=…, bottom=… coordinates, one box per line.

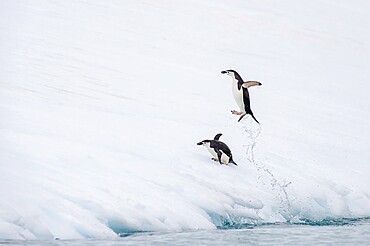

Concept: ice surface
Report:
left=1, top=0, right=370, bottom=240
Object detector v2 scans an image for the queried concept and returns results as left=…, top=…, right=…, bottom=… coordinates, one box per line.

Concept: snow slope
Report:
left=1, top=0, right=370, bottom=240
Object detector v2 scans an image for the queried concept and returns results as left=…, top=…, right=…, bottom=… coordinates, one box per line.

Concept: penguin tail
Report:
left=229, top=157, right=238, bottom=166
left=238, top=112, right=259, bottom=124
left=250, top=113, right=260, bottom=124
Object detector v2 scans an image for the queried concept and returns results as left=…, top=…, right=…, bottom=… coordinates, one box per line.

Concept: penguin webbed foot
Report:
left=212, top=158, right=223, bottom=165
left=231, top=110, right=243, bottom=115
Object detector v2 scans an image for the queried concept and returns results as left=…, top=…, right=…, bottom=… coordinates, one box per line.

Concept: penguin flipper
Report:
left=238, top=113, right=247, bottom=122
left=215, top=149, right=223, bottom=165
left=238, top=112, right=260, bottom=124
left=242, top=81, right=262, bottom=88
left=214, top=133, right=222, bottom=140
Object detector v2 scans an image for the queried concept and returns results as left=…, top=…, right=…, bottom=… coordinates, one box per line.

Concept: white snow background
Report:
left=1, top=0, right=370, bottom=240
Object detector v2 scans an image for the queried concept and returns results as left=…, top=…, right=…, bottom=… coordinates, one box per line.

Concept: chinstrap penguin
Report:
left=221, top=69, right=261, bottom=123
left=197, top=133, right=237, bottom=165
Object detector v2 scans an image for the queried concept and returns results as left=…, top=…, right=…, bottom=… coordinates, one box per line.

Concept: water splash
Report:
left=240, top=116, right=293, bottom=222
left=216, top=217, right=370, bottom=230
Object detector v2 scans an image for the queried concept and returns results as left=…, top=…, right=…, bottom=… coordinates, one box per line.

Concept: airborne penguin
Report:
left=221, top=69, right=262, bottom=123
left=197, top=133, right=237, bottom=166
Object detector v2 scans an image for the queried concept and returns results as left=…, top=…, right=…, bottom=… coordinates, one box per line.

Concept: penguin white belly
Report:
left=206, top=144, right=230, bottom=164
left=232, top=81, right=245, bottom=112
left=205, top=144, right=229, bottom=164
left=220, top=151, right=230, bottom=164
left=205, top=145, right=218, bottom=158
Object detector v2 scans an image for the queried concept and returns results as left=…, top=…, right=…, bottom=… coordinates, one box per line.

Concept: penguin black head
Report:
left=221, top=69, right=237, bottom=76
left=221, top=69, right=242, bottom=82
left=197, top=140, right=210, bottom=146
left=197, top=133, right=222, bottom=146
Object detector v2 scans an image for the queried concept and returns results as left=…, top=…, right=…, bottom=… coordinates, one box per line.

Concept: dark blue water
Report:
left=2, top=218, right=370, bottom=245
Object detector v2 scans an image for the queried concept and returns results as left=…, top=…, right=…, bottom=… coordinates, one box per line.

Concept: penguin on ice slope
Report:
left=221, top=69, right=262, bottom=123
left=197, top=133, right=237, bottom=165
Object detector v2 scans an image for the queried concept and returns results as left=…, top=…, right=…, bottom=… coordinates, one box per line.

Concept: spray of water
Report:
left=240, top=116, right=293, bottom=222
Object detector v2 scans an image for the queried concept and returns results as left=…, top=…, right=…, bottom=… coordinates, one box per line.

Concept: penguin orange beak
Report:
left=221, top=71, right=227, bottom=74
